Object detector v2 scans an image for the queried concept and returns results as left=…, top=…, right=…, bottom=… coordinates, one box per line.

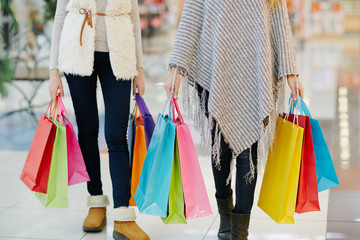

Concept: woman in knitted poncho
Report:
left=165, top=0, right=304, bottom=239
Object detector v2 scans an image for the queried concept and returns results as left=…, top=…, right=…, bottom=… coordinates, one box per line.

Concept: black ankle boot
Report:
left=231, top=213, right=250, bottom=240
left=216, top=196, right=234, bottom=240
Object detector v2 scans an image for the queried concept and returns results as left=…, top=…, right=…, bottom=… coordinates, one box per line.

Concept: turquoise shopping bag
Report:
left=298, top=97, right=339, bottom=192
left=135, top=97, right=176, bottom=217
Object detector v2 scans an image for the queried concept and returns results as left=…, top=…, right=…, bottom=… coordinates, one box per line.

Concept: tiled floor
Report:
left=1, top=32, right=360, bottom=239
left=0, top=151, right=329, bottom=240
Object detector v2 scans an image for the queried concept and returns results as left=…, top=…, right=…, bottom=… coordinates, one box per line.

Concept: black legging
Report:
left=65, top=52, right=131, bottom=208
left=197, top=83, right=258, bottom=214
left=211, top=129, right=258, bottom=214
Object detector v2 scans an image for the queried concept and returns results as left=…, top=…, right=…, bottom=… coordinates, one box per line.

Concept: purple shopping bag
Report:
left=135, top=94, right=155, bottom=148
left=56, top=96, right=90, bottom=185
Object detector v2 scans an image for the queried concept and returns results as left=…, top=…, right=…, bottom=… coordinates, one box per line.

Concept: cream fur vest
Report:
left=58, top=0, right=137, bottom=80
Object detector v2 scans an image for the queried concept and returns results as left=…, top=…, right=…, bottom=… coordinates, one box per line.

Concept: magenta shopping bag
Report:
left=56, top=96, right=90, bottom=185
left=171, top=97, right=212, bottom=219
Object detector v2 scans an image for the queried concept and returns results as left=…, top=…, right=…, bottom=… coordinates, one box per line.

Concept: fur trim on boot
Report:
left=83, top=195, right=110, bottom=232
left=87, top=195, right=110, bottom=208
left=112, top=208, right=150, bottom=240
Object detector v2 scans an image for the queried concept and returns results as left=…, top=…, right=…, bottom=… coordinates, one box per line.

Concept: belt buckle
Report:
left=79, top=8, right=87, bottom=14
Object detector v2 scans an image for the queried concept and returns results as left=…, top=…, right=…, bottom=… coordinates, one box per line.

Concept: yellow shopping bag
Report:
left=258, top=116, right=304, bottom=224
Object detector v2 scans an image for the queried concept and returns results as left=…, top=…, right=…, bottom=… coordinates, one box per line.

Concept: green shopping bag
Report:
left=34, top=119, right=68, bottom=208
left=161, top=137, right=187, bottom=224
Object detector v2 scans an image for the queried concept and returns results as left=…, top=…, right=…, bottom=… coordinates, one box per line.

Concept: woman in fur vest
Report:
left=48, top=0, right=149, bottom=239
left=165, top=0, right=304, bottom=239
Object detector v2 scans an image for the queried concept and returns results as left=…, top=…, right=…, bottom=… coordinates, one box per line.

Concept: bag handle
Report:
left=135, top=103, right=143, bottom=121
left=56, top=96, right=67, bottom=117
left=171, top=96, right=184, bottom=123
left=170, top=66, right=178, bottom=96
left=45, top=98, right=60, bottom=122
left=288, top=96, right=313, bottom=118
left=161, top=97, right=173, bottom=120
left=45, top=100, right=55, bottom=118
left=299, top=97, right=313, bottom=118
left=284, top=76, right=301, bottom=127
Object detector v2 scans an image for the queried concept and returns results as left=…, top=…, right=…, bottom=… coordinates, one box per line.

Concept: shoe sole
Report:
left=83, top=218, right=106, bottom=232
left=113, top=231, right=130, bottom=240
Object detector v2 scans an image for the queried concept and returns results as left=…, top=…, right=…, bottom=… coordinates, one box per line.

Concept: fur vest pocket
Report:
left=58, top=0, right=137, bottom=80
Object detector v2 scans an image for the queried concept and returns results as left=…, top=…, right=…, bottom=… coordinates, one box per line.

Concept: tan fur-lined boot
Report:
left=113, top=208, right=150, bottom=240
left=83, top=195, right=110, bottom=232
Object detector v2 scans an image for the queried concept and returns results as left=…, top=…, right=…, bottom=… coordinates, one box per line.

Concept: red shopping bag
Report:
left=286, top=113, right=320, bottom=213
left=171, top=97, right=212, bottom=219
left=20, top=102, right=57, bottom=193
left=56, top=96, right=90, bottom=186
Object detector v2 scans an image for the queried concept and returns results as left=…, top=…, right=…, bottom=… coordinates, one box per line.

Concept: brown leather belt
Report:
left=79, top=8, right=106, bottom=46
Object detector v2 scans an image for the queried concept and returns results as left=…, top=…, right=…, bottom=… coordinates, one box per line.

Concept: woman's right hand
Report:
left=49, top=69, right=64, bottom=102
left=164, top=66, right=181, bottom=99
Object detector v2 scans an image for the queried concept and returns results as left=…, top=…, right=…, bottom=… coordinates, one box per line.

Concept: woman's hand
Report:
left=287, top=75, right=304, bottom=100
left=164, top=66, right=181, bottom=99
left=49, top=69, right=64, bottom=102
left=133, top=68, right=145, bottom=97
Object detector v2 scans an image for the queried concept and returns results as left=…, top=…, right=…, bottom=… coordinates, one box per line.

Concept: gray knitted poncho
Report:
left=169, top=0, right=298, bottom=178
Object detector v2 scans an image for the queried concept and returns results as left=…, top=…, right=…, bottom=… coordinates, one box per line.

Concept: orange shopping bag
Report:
left=129, top=105, right=147, bottom=206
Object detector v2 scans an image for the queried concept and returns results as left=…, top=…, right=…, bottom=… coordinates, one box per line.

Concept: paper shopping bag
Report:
left=161, top=137, right=187, bottom=224
left=56, top=96, right=89, bottom=185
left=20, top=102, right=57, bottom=193
left=298, top=97, right=339, bottom=192
left=172, top=97, right=212, bottom=219
left=287, top=112, right=320, bottom=214
left=135, top=98, right=176, bottom=217
left=34, top=119, right=68, bottom=208
left=129, top=105, right=147, bottom=206
left=258, top=117, right=304, bottom=224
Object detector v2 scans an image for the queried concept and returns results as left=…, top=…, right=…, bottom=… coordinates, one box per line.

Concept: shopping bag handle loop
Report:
left=288, top=96, right=313, bottom=119
left=171, top=96, right=184, bottom=123
left=170, top=66, right=178, bottom=96
left=161, top=97, right=173, bottom=120
left=45, top=98, right=59, bottom=122
left=135, top=103, right=143, bottom=121
left=45, top=100, right=55, bottom=118
left=284, top=76, right=301, bottom=127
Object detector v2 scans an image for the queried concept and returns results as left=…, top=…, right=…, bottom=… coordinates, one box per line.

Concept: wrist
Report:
left=50, top=68, right=58, bottom=74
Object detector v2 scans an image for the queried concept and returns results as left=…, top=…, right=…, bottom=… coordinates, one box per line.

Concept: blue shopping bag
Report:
left=297, top=97, right=340, bottom=192
left=134, top=97, right=176, bottom=217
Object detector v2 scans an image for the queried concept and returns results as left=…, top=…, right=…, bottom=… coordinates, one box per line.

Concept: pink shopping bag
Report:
left=56, top=96, right=90, bottom=185
left=171, top=97, right=212, bottom=219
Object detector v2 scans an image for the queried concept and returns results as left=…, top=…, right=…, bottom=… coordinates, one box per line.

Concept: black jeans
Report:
left=197, top=84, right=258, bottom=214
left=65, top=52, right=131, bottom=208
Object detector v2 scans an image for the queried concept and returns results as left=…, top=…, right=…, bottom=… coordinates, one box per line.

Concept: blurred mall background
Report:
left=0, top=0, right=359, bottom=239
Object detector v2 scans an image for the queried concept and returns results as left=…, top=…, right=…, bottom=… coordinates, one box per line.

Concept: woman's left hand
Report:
left=133, top=68, right=145, bottom=97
